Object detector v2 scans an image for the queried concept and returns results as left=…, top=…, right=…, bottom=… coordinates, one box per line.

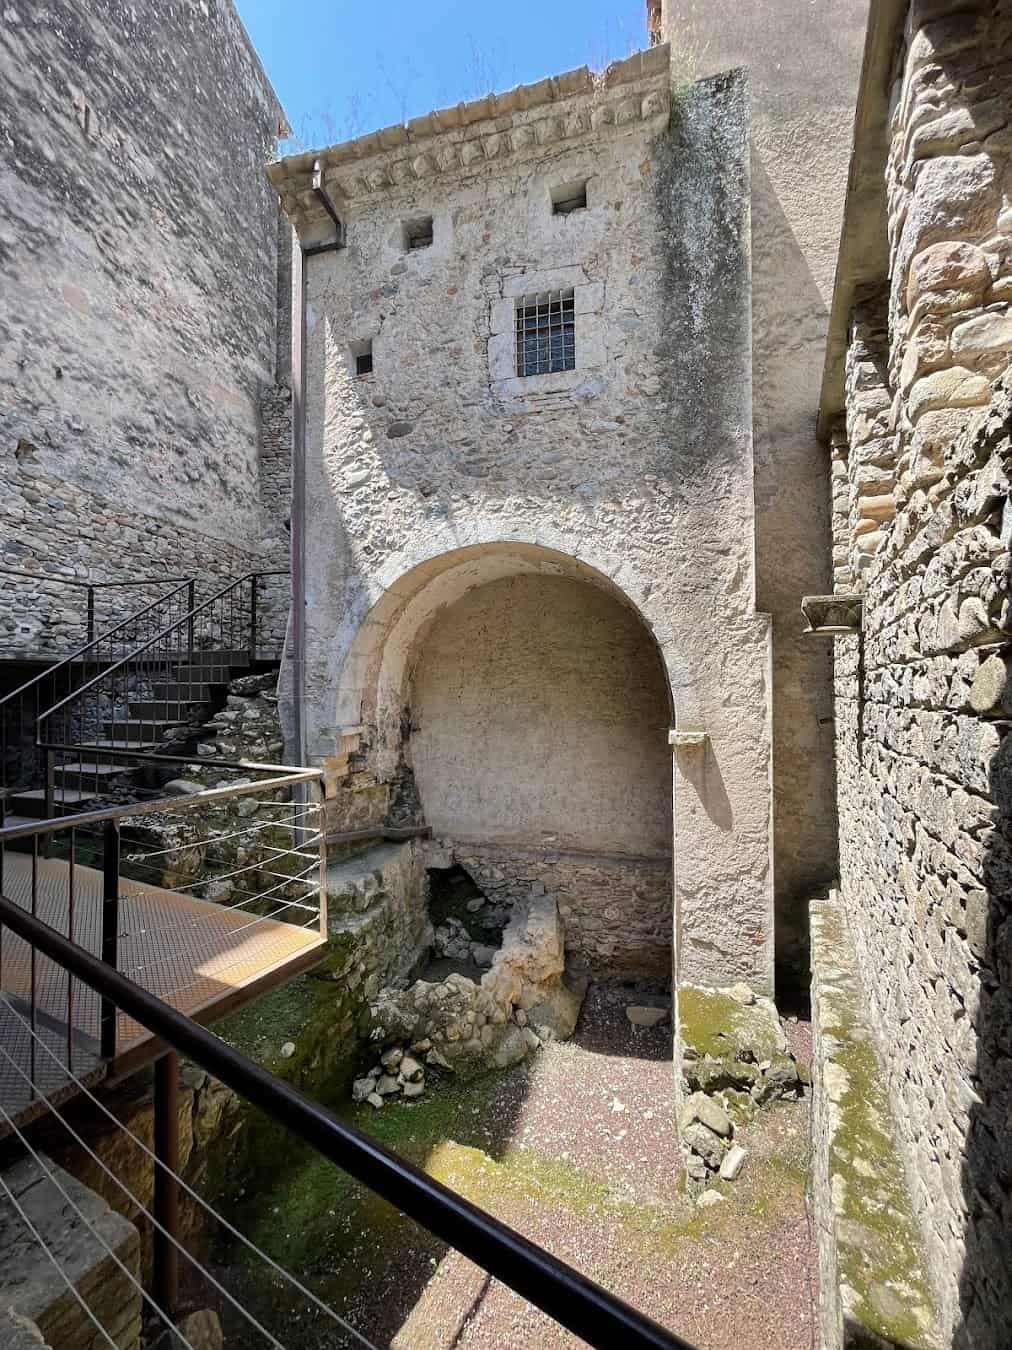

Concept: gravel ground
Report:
left=219, top=985, right=817, bottom=1350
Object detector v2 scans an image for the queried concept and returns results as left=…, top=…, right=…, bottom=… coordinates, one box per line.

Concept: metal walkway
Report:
left=0, top=851, right=325, bottom=1130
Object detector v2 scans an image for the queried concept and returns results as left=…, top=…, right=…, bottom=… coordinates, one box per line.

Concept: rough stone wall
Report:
left=455, top=843, right=671, bottom=979
left=810, top=892, right=939, bottom=1349
left=0, top=0, right=290, bottom=653
left=0, top=463, right=272, bottom=659
left=276, top=53, right=778, bottom=993
left=832, top=7, right=1012, bottom=1342
left=661, top=0, right=869, bottom=986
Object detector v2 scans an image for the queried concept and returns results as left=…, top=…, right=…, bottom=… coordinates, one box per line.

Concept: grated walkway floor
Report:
left=0, top=851, right=325, bottom=1130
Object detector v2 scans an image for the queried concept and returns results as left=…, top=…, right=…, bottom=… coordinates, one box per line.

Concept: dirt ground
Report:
left=217, top=984, right=817, bottom=1350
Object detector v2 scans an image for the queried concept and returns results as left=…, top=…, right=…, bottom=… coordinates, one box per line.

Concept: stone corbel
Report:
left=801, top=594, right=863, bottom=636
left=668, top=728, right=708, bottom=749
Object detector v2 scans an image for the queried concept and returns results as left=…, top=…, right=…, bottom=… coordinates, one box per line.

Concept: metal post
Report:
left=186, top=580, right=196, bottom=661
left=315, top=778, right=327, bottom=940
left=153, top=1050, right=180, bottom=1319
left=100, top=818, right=119, bottom=1059
left=291, top=239, right=308, bottom=768
left=248, top=573, right=259, bottom=663
left=86, top=587, right=95, bottom=645
left=44, top=749, right=54, bottom=823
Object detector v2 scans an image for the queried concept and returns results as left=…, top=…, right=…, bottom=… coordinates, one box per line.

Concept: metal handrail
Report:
left=0, top=891, right=691, bottom=1350
left=0, top=568, right=194, bottom=589
left=0, top=581, right=195, bottom=712
left=0, top=760, right=323, bottom=842
left=37, top=570, right=287, bottom=733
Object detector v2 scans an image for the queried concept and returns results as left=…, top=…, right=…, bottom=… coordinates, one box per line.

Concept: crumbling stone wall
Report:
left=831, top=6, right=1012, bottom=1341
left=0, top=0, right=289, bottom=654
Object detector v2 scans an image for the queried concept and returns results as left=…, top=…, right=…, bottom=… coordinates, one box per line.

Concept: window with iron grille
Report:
left=515, top=289, right=576, bottom=377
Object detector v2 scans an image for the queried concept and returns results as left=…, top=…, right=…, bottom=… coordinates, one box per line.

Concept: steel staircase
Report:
left=1, top=572, right=286, bottom=825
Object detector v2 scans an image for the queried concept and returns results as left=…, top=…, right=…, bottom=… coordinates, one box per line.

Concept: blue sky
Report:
left=235, top=0, right=648, bottom=152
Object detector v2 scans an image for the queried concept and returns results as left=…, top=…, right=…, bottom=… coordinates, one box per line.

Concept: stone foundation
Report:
left=366, top=892, right=586, bottom=1086
left=451, top=843, right=671, bottom=979
left=0, top=1153, right=142, bottom=1349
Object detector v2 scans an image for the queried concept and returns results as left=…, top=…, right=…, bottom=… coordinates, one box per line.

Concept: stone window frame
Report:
left=488, top=267, right=605, bottom=400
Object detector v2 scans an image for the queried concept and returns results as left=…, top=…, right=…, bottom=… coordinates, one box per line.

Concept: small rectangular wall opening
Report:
left=551, top=180, right=588, bottom=215
left=515, top=289, right=576, bottom=377
left=403, top=216, right=434, bottom=250
left=350, top=338, right=373, bottom=376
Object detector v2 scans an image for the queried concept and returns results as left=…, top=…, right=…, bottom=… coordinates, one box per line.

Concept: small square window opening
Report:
left=515, top=289, right=576, bottom=378
left=351, top=339, right=373, bottom=377
left=551, top=180, right=588, bottom=215
left=403, top=216, right=434, bottom=250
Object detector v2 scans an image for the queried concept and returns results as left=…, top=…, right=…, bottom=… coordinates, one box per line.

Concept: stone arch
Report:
left=333, top=538, right=699, bottom=771
left=327, top=538, right=683, bottom=979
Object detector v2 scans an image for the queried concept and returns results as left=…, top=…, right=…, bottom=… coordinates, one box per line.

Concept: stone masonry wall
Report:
left=275, top=54, right=778, bottom=993
left=455, top=843, right=671, bottom=980
left=0, top=0, right=290, bottom=655
left=662, top=0, right=869, bottom=987
left=833, top=6, right=1012, bottom=1342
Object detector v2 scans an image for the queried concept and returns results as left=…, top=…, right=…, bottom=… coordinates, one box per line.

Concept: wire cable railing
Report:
left=0, top=889, right=692, bottom=1350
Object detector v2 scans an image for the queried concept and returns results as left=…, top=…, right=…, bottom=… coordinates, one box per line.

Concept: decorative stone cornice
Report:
left=269, top=44, right=672, bottom=236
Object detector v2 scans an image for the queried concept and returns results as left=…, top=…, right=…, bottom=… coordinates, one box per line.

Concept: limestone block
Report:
left=950, top=308, right=1012, bottom=358
left=0, top=1154, right=142, bottom=1350
left=897, top=158, right=999, bottom=294
left=907, top=366, right=991, bottom=422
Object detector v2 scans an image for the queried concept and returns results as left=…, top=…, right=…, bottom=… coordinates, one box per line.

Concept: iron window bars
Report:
left=516, top=289, right=576, bottom=377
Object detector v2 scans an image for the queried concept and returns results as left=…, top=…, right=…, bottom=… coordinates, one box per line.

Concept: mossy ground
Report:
left=208, top=989, right=817, bottom=1349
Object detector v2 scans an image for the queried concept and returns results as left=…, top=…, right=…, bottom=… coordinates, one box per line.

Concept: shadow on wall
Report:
left=750, top=150, right=840, bottom=995
left=960, top=674, right=1012, bottom=1347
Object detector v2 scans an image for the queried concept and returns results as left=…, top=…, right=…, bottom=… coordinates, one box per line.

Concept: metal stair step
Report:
left=52, top=761, right=125, bottom=781
left=100, top=719, right=186, bottom=743
left=171, top=666, right=234, bottom=683
left=151, top=682, right=213, bottom=702
left=8, top=787, right=100, bottom=817
left=176, top=650, right=251, bottom=669
left=129, top=700, right=208, bottom=720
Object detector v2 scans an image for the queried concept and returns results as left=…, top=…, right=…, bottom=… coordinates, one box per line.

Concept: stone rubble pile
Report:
left=677, top=982, right=802, bottom=1190
left=432, top=915, right=499, bottom=968
left=362, top=892, right=586, bottom=1089
left=352, top=1045, right=430, bottom=1108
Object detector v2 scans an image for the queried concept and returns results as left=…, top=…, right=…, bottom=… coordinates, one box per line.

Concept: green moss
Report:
left=677, top=985, right=783, bottom=1064
left=813, top=902, right=939, bottom=1348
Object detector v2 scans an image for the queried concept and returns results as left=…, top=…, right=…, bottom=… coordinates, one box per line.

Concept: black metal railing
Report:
left=0, top=883, right=691, bottom=1350
left=35, top=570, right=287, bottom=818
left=1, top=570, right=288, bottom=821
left=0, top=567, right=194, bottom=651
left=0, top=763, right=326, bottom=1095
left=0, top=579, right=196, bottom=808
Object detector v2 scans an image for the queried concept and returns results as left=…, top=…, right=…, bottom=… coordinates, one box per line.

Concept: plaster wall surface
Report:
left=277, top=57, right=778, bottom=990
left=0, top=0, right=288, bottom=647
left=411, top=573, right=672, bottom=853
left=662, top=0, right=870, bottom=983
left=829, top=3, right=1012, bottom=1341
